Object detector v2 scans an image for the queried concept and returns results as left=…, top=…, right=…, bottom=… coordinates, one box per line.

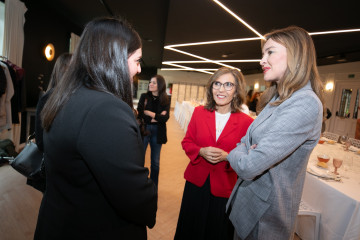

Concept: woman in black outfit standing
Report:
left=27, top=53, right=72, bottom=193
left=137, top=75, right=170, bottom=187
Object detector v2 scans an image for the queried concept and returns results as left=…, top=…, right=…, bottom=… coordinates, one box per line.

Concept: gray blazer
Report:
left=226, top=82, right=322, bottom=240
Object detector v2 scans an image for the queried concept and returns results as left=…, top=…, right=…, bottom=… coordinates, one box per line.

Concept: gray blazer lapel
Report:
left=247, top=96, right=277, bottom=145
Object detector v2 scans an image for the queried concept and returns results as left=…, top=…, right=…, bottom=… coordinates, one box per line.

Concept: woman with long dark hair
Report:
left=34, top=17, right=157, bottom=239
left=137, top=74, right=170, bottom=187
left=27, top=53, right=72, bottom=193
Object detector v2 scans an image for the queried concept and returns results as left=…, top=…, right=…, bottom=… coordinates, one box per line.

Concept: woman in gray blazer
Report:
left=226, top=26, right=323, bottom=239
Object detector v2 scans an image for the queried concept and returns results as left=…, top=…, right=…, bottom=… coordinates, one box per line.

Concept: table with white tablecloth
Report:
left=174, top=101, right=197, bottom=132
left=298, top=142, right=360, bottom=240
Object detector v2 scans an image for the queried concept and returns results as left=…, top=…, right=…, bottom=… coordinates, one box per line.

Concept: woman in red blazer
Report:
left=175, top=67, right=253, bottom=240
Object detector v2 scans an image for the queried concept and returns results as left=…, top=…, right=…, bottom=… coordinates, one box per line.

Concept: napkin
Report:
left=348, top=146, right=359, bottom=152
left=308, top=165, right=335, bottom=179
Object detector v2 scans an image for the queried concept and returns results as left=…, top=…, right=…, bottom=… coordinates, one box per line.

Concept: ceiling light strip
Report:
left=164, top=28, right=360, bottom=49
left=310, top=28, right=360, bottom=35
left=163, top=59, right=261, bottom=64
left=161, top=68, right=218, bottom=71
left=166, top=37, right=261, bottom=48
left=165, top=46, right=240, bottom=70
left=163, top=62, right=213, bottom=74
left=213, top=0, right=265, bottom=39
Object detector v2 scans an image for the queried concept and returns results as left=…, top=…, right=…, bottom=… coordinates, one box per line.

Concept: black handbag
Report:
left=9, top=134, right=45, bottom=180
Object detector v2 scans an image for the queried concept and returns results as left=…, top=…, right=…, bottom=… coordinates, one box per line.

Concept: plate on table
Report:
left=348, top=146, right=360, bottom=152
left=307, top=165, right=338, bottom=180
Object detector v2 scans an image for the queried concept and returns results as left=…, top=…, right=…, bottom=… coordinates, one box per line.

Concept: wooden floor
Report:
left=0, top=111, right=188, bottom=240
left=0, top=111, right=300, bottom=240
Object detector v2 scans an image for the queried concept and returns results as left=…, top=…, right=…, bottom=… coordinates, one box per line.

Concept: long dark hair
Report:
left=42, top=17, right=142, bottom=131
left=148, top=74, right=168, bottom=106
left=46, top=53, right=72, bottom=91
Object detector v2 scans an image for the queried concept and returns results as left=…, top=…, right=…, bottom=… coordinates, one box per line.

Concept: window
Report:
left=0, top=1, right=5, bottom=56
left=338, top=89, right=352, bottom=118
left=353, top=89, right=359, bottom=119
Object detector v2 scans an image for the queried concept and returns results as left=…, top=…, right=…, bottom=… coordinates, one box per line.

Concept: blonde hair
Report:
left=204, top=67, right=247, bottom=113
left=257, top=26, right=324, bottom=113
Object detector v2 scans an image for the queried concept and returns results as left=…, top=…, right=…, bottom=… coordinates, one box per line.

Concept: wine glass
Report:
left=340, top=135, right=349, bottom=145
left=344, top=139, right=352, bottom=151
left=333, top=157, right=343, bottom=175
left=342, top=155, right=353, bottom=178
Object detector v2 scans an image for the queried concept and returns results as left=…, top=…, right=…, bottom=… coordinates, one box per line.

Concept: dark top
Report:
left=137, top=92, right=170, bottom=144
left=35, top=89, right=53, bottom=151
left=26, top=89, right=52, bottom=193
left=248, top=99, right=258, bottom=112
left=34, top=86, right=157, bottom=240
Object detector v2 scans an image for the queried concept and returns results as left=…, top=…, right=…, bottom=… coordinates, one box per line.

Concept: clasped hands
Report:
left=199, top=147, right=228, bottom=164
left=199, top=143, right=257, bottom=164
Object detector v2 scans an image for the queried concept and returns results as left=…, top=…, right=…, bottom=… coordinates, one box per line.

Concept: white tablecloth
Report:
left=174, top=101, right=196, bottom=132
left=299, top=142, right=360, bottom=240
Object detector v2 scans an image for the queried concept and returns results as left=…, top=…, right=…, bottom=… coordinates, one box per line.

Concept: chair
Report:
left=295, top=200, right=321, bottom=240
left=322, top=132, right=339, bottom=141
left=349, top=137, right=360, bottom=148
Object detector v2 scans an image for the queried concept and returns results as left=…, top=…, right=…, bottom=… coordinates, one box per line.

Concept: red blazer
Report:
left=182, top=106, right=253, bottom=198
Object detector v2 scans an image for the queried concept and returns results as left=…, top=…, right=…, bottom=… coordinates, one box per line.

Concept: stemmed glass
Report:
left=340, top=135, right=349, bottom=145
left=333, top=157, right=343, bottom=175
left=344, top=139, right=352, bottom=151
left=342, top=155, right=353, bottom=178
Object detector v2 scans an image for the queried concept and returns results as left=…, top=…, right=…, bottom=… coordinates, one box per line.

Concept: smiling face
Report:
left=148, top=77, right=158, bottom=95
left=260, top=38, right=288, bottom=83
left=128, top=48, right=142, bottom=80
left=212, top=73, right=236, bottom=113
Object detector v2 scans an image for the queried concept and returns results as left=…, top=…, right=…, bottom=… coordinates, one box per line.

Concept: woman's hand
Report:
left=199, top=147, right=228, bottom=164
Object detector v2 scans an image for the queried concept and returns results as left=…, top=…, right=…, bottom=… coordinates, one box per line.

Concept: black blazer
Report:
left=34, top=86, right=157, bottom=240
left=137, top=92, right=170, bottom=144
left=26, top=89, right=53, bottom=193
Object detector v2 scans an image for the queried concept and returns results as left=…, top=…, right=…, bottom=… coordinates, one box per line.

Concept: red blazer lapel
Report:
left=205, top=110, right=216, bottom=143
left=217, top=113, right=239, bottom=143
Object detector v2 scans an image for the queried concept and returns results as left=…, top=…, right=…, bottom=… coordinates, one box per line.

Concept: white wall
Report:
left=157, top=69, right=210, bottom=85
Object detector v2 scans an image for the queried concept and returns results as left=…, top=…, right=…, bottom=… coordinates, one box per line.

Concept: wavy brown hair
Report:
left=257, top=26, right=324, bottom=113
left=204, top=67, right=247, bottom=113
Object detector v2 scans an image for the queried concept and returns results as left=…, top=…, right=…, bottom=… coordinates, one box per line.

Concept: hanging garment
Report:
left=0, top=61, right=15, bottom=131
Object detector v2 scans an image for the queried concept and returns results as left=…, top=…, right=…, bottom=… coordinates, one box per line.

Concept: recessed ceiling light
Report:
left=162, top=0, right=360, bottom=74
left=309, top=28, right=360, bottom=35
left=212, top=0, right=265, bottom=39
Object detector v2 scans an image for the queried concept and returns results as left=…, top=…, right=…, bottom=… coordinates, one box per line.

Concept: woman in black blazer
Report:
left=27, top=53, right=72, bottom=193
left=34, top=17, right=157, bottom=240
left=137, top=75, right=170, bottom=187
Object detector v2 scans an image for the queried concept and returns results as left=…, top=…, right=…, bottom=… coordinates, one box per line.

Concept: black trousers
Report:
left=174, top=177, right=234, bottom=240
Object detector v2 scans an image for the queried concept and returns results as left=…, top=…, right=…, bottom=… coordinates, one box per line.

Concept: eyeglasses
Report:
left=212, top=81, right=235, bottom=91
